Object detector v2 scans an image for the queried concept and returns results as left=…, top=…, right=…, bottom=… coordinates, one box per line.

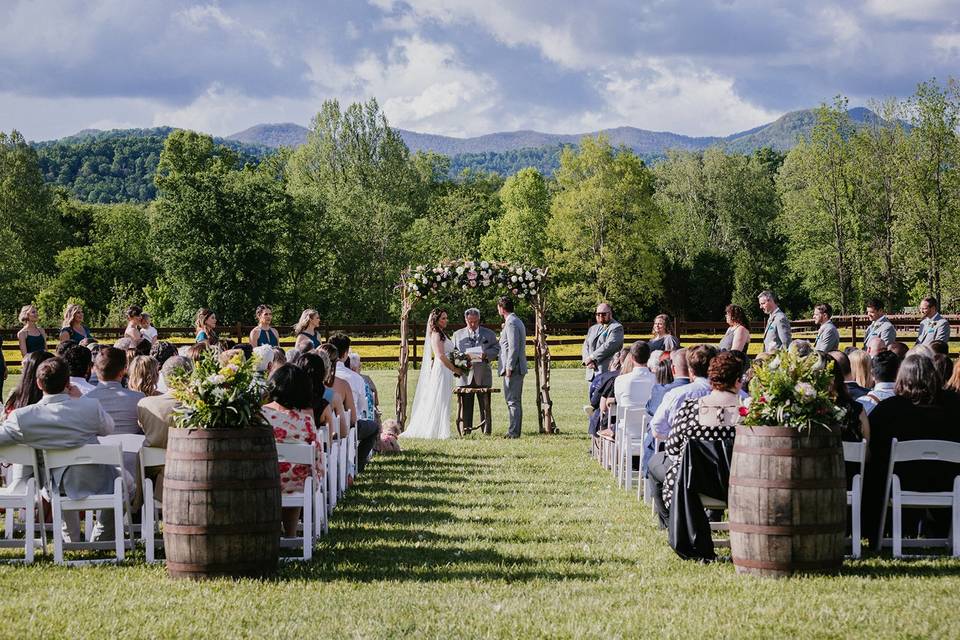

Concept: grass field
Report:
left=1, top=369, right=959, bottom=638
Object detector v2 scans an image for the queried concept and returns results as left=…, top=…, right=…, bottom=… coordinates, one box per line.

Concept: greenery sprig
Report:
left=169, top=351, right=268, bottom=429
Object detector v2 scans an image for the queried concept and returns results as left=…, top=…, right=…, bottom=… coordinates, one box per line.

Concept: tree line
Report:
left=0, top=77, right=957, bottom=329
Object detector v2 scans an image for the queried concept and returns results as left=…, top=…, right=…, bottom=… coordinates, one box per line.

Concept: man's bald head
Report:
left=866, top=337, right=887, bottom=357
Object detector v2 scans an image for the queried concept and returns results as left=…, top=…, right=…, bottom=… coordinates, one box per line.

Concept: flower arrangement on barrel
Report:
left=401, top=259, right=546, bottom=301
left=169, top=351, right=267, bottom=429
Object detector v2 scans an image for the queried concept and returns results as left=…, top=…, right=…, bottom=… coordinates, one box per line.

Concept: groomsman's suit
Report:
left=862, top=315, right=896, bottom=348
left=499, top=313, right=527, bottom=438
left=581, top=320, right=624, bottom=382
left=763, top=306, right=792, bottom=352
left=814, top=319, right=840, bottom=353
left=916, top=313, right=951, bottom=346
left=452, top=323, right=501, bottom=434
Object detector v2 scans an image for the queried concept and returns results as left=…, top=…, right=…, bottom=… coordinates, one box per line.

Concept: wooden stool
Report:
left=454, top=387, right=501, bottom=436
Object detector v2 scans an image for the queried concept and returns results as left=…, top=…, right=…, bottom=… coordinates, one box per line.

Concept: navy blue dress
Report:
left=256, top=327, right=279, bottom=347
left=60, top=325, right=92, bottom=343
left=24, top=333, right=46, bottom=354
left=299, top=331, right=321, bottom=349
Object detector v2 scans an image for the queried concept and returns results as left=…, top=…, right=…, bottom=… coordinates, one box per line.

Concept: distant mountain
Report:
left=226, top=123, right=309, bottom=149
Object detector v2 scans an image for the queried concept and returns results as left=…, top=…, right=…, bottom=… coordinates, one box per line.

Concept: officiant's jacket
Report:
left=452, top=326, right=500, bottom=387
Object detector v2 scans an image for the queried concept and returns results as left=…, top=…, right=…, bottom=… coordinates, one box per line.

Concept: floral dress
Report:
left=661, top=398, right=740, bottom=510
left=263, top=405, right=320, bottom=493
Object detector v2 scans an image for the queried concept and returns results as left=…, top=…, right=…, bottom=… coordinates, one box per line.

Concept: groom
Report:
left=452, top=308, right=501, bottom=435
left=497, top=296, right=527, bottom=439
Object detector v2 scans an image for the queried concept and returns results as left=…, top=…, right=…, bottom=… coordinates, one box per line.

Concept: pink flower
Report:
left=738, top=406, right=749, bottom=417
left=273, top=428, right=288, bottom=440
left=278, top=462, right=292, bottom=473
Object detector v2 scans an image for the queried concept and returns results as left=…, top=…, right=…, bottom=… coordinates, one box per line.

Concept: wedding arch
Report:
left=396, top=259, right=558, bottom=434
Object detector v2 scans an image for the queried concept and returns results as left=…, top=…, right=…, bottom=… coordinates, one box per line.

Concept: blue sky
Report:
left=1, top=0, right=958, bottom=140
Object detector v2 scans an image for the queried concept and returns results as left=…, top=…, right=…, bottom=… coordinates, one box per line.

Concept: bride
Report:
left=401, top=307, right=462, bottom=439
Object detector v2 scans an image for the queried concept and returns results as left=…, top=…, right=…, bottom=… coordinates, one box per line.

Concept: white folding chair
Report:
left=139, top=446, right=165, bottom=563
left=616, top=408, right=647, bottom=490
left=314, top=425, right=330, bottom=536
left=43, top=444, right=134, bottom=565
left=95, top=434, right=145, bottom=540
left=843, top=440, right=866, bottom=558
left=700, top=495, right=730, bottom=548
left=880, top=439, right=960, bottom=558
left=327, top=414, right=340, bottom=514
left=339, top=409, right=351, bottom=497
left=0, top=445, right=47, bottom=563
left=276, top=442, right=317, bottom=561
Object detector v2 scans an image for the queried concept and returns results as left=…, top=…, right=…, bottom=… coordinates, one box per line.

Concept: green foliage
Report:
left=480, top=168, right=550, bottom=265
left=744, top=350, right=845, bottom=431
left=169, top=351, right=268, bottom=429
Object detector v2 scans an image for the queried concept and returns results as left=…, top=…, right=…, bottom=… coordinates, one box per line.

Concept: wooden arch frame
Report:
left=395, top=259, right=557, bottom=434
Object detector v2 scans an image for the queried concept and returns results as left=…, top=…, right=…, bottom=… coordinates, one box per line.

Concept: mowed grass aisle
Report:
left=1, top=369, right=960, bottom=638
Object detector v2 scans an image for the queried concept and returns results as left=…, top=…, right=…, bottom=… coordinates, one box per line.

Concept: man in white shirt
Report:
left=63, top=344, right=96, bottom=395
left=858, top=351, right=899, bottom=416
left=614, top=341, right=656, bottom=408
left=329, top=334, right=369, bottom=419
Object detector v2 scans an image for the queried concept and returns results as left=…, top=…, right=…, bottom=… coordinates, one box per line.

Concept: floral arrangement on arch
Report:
left=169, top=351, right=268, bottom=429
left=741, top=349, right=846, bottom=432
left=401, top=259, right=546, bottom=301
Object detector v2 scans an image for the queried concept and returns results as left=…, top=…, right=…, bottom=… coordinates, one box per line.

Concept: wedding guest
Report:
left=647, top=348, right=690, bottom=418
left=581, top=303, right=624, bottom=390
left=758, top=291, right=790, bottom=352
left=249, top=305, right=280, bottom=347
left=790, top=340, right=813, bottom=357
left=267, top=347, right=287, bottom=377
left=375, top=419, right=402, bottom=454
left=889, top=341, right=909, bottom=360
left=294, top=309, right=322, bottom=349
left=819, top=353, right=869, bottom=442
left=650, top=345, right=717, bottom=441
left=349, top=352, right=379, bottom=422
left=86, top=347, right=145, bottom=435
left=614, top=340, right=656, bottom=409
left=0, top=338, right=5, bottom=399
left=134, top=338, right=152, bottom=357
left=649, top=314, right=679, bottom=352
left=862, top=355, right=960, bottom=550
left=862, top=298, right=896, bottom=348
left=140, top=312, right=158, bottom=343
left=933, top=353, right=953, bottom=387
left=655, top=357, right=674, bottom=385
left=62, top=344, right=96, bottom=395
left=150, top=340, right=178, bottom=369
left=3, top=351, right=53, bottom=418
left=590, top=348, right=628, bottom=437
left=194, top=308, right=218, bottom=345
left=858, top=351, right=899, bottom=415
left=264, top=363, right=322, bottom=537
left=59, top=304, right=93, bottom=344
left=295, top=351, right=336, bottom=447
left=916, top=296, right=950, bottom=346
left=930, top=340, right=950, bottom=356
left=813, top=303, right=840, bottom=353
left=646, top=350, right=663, bottom=373
left=137, top=356, right=192, bottom=499
left=17, top=305, right=47, bottom=356
left=829, top=350, right=869, bottom=400
left=866, top=337, right=887, bottom=358
left=849, top=349, right=873, bottom=390
left=329, top=334, right=379, bottom=471
left=186, top=342, right=208, bottom=362
left=55, top=340, right=77, bottom=357
left=719, top=304, right=750, bottom=355
left=128, top=355, right=161, bottom=396
left=124, top=306, right=144, bottom=343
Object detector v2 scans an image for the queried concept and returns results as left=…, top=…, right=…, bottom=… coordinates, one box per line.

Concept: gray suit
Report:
left=815, top=321, right=840, bottom=353
left=763, top=308, right=791, bottom=352
left=917, top=313, right=951, bottom=346
left=499, top=314, right=527, bottom=437
left=452, top=326, right=501, bottom=434
left=863, top=316, right=896, bottom=348
left=581, top=320, right=624, bottom=381
left=87, top=381, right=145, bottom=487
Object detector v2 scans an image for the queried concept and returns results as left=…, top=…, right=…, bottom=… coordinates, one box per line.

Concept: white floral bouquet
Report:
left=449, top=348, right=472, bottom=377
left=169, top=351, right=268, bottom=429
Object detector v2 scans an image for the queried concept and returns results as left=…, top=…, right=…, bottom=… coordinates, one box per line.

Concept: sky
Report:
left=1, top=0, right=958, bottom=141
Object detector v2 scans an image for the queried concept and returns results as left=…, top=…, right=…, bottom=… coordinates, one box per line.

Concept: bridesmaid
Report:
left=649, top=313, right=680, bottom=351
left=195, top=308, right=219, bottom=345
left=124, top=305, right=144, bottom=343
left=17, top=305, right=47, bottom=356
left=719, top=304, right=751, bottom=355
left=293, top=309, right=322, bottom=349
left=249, top=304, right=280, bottom=347
left=59, top=304, right=93, bottom=344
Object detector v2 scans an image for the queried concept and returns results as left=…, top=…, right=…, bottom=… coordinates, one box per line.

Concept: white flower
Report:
left=511, top=275, right=518, bottom=282
left=466, top=261, right=474, bottom=269
left=525, top=271, right=533, bottom=280
left=436, top=275, right=441, bottom=281
left=794, top=382, right=816, bottom=402
left=462, top=285, right=468, bottom=290
left=212, top=387, right=227, bottom=401
left=207, top=374, right=226, bottom=385
left=456, top=266, right=465, bottom=275
left=480, top=261, right=489, bottom=269
left=530, top=287, right=537, bottom=294
left=516, top=267, right=523, bottom=275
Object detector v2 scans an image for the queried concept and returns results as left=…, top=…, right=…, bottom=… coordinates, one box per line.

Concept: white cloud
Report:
left=863, top=0, right=955, bottom=21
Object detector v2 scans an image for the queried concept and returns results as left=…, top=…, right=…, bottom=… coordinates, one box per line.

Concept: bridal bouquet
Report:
left=449, top=348, right=472, bottom=377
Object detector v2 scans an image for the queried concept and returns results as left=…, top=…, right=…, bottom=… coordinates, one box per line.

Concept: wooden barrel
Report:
left=163, top=427, right=281, bottom=580
left=729, top=425, right=845, bottom=578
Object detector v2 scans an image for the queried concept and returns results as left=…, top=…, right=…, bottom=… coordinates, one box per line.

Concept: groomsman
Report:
left=452, top=308, right=501, bottom=435
left=497, top=297, right=527, bottom=439
left=758, top=290, right=791, bottom=352
left=862, top=298, right=896, bottom=348
left=916, top=296, right=951, bottom=346
left=812, top=303, right=840, bottom=352
left=581, top=303, right=624, bottom=387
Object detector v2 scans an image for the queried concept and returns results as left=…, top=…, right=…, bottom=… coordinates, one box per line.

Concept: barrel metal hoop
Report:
left=729, top=522, right=846, bottom=535
left=167, top=560, right=278, bottom=573
left=730, top=476, right=847, bottom=489
left=733, top=446, right=839, bottom=457
left=169, top=451, right=277, bottom=461
left=164, top=478, right=280, bottom=491
left=732, top=556, right=843, bottom=571
left=164, top=522, right=279, bottom=535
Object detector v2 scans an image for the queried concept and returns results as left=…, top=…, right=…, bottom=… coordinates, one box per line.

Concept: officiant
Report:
left=452, top=308, right=501, bottom=434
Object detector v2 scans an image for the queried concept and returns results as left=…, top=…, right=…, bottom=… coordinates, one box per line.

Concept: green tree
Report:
left=481, top=167, right=550, bottom=265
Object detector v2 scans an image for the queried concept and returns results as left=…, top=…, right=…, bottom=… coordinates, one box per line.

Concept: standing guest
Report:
left=124, top=306, right=144, bottom=343
left=865, top=337, right=887, bottom=358
left=858, top=351, right=900, bottom=416
left=62, top=344, right=96, bottom=395
left=581, top=303, right=624, bottom=388
left=862, top=355, right=960, bottom=550
left=86, top=347, right=145, bottom=435
left=862, top=298, right=896, bottom=348
left=194, top=308, right=218, bottom=345
left=498, top=296, right=528, bottom=439
left=451, top=308, right=500, bottom=435
left=828, top=350, right=869, bottom=400
left=849, top=349, right=874, bottom=390
left=650, top=345, right=717, bottom=441
left=758, top=291, right=790, bottom=352
left=719, top=304, right=751, bottom=355
left=140, top=313, right=158, bottom=343
left=59, top=304, right=93, bottom=344
left=3, top=351, right=54, bottom=418
left=17, top=305, right=47, bottom=356
left=263, top=363, right=322, bottom=537
left=249, top=304, right=280, bottom=347
left=128, top=355, right=161, bottom=397
left=916, top=296, right=950, bottom=346
left=813, top=303, right=840, bottom=353
left=649, top=314, right=680, bottom=352
left=294, top=309, right=322, bottom=349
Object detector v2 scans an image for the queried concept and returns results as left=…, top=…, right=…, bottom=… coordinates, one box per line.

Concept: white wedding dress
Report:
left=402, top=328, right=455, bottom=439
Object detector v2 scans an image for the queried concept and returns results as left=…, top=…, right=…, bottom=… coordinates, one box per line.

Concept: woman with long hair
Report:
left=127, top=355, right=161, bottom=397
left=719, top=304, right=751, bottom=355
left=249, top=304, right=280, bottom=347
left=59, top=304, right=93, bottom=344
left=849, top=349, right=874, bottom=390
left=401, top=307, right=460, bottom=440
left=4, top=350, right=54, bottom=417
left=124, top=305, right=144, bottom=343
left=293, top=309, right=321, bottom=349
left=649, top=313, right=679, bottom=351
left=194, top=308, right=218, bottom=345
left=17, top=305, right=46, bottom=356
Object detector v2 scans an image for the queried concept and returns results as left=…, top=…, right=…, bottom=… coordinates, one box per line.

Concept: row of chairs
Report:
left=0, top=409, right=363, bottom=565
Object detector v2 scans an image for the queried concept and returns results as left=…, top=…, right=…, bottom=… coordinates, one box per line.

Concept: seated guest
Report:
left=790, top=340, right=813, bottom=357
left=128, top=355, right=161, bottom=397
left=58, top=303, right=93, bottom=344
left=329, top=334, right=380, bottom=472
left=267, top=347, right=287, bottom=377
left=866, top=337, right=887, bottom=358
left=124, top=306, right=144, bottom=343
left=315, top=346, right=349, bottom=439
left=349, top=352, right=380, bottom=422
left=137, top=356, right=193, bottom=500
left=819, top=353, right=869, bottom=442
left=889, top=341, right=909, bottom=360
left=945, top=360, right=960, bottom=394
left=828, top=350, right=869, bottom=400
left=649, top=352, right=744, bottom=524
left=294, top=309, right=322, bottom=350
left=590, top=348, right=628, bottom=437
left=375, top=418, right=402, bottom=454
left=134, top=338, right=152, bottom=357
left=194, top=308, right=219, bottom=346
left=3, top=351, right=53, bottom=418
left=649, top=314, right=679, bottom=352
left=647, top=348, right=690, bottom=417
left=87, top=347, right=145, bottom=435
left=263, top=363, right=323, bottom=537
left=0, top=337, right=5, bottom=399
left=614, top=340, right=655, bottom=409
left=295, top=352, right=336, bottom=448
left=858, top=351, right=900, bottom=415
left=647, top=349, right=663, bottom=372
left=63, top=344, right=96, bottom=395
left=150, top=340, right=177, bottom=368
left=654, top=357, right=674, bottom=385
left=17, top=304, right=47, bottom=356
left=250, top=304, right=280, bottom=347
left=87, top=343, right=105, bottom=385
left=140, top=312, right=158, bottom=343
left=862, top=354, right=960, bottom=550
left=186, top=342, right=208, bottom=362
left=252, top=345, right=275, bottom=376
left=650, top=345, right=717, bottom=441
left=849, top=349, right=873, bottom=390
left=930, top=340, right=950, bottom=356
left=719, top=304, right=750, bottom=355
left=0, top=357, right=116, bottom=542
left=55, top=340, right=78, bottom=357
left=933, top=353, right=953, bottom=387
